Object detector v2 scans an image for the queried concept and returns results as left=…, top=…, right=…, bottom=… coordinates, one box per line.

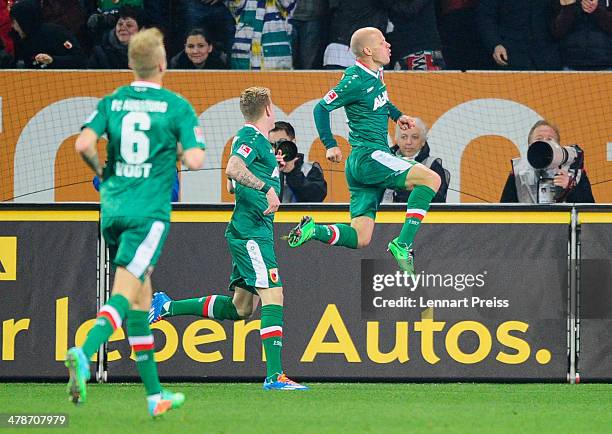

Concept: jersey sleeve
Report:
left=176, top=100, right=206, bottom=151
left=230, top=136, right=259, bottom=166
left=82, top=98, right=108, bottom=136
left=319, top=72, right=362, bottom=112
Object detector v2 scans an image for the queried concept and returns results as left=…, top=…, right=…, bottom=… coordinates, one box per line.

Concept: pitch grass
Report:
left=2, top=383, right=612, bottom=433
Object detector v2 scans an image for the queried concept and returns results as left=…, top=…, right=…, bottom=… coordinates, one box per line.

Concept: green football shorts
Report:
left=101, top=216, right=170, bottom=281
left=226, top=236, right=282, bottom=294
left=345, top=148, right=418, bottom=219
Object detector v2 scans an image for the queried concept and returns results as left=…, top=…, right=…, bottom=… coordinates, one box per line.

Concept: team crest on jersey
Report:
left=323, top=90, right=338, bottom=104
left=194, top=126, right=205, bottom=143
left=237, top=144, right=252, bottom=158
left=269, top=268, right=279, bottom=283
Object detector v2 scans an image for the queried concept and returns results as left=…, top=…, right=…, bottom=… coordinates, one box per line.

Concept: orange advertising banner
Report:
left=0, top=71, right=610, bottom=203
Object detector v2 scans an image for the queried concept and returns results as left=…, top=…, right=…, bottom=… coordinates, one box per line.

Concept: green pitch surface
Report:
left=2, top=383, right=612, bottom=433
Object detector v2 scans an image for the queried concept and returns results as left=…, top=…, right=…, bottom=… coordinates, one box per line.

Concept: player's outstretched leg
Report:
left=66, top=293, right=130, bottom=404
left=127, top=309, right=186, bottom=417
left=389, top=165, right=440, bottom=273
left=149, top=292, right=241, bottom=324
left=65, top=347, right=91, bottom=404
left=259, top=303, right=308, bottom=391
left=287, top=216, right=358, bottom=249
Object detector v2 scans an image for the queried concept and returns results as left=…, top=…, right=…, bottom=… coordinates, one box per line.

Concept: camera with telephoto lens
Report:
left=274, top=139, right=298, bottom=162
left=527, top=140, right=584, bottom=204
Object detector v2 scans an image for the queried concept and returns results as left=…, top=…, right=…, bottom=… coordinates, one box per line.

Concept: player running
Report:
left=65, top=28, right=206, bottom=416
left=286, top=27, right=440, bottom=274
left=149, top=87, right=307, bottom=391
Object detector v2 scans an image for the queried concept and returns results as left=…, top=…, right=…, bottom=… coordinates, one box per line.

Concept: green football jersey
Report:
left=225, top=124, right=280, bottom=240
left=320, top=62, right=402, bottom=152
left=98, top=0, right=143, bottom=12
left=84, top=81, right=205, bottom=221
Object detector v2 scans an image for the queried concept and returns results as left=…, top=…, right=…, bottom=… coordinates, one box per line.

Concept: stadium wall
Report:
left=1, top=204, right=610, bottom=382
left=0, top=71, right=611, bottom=204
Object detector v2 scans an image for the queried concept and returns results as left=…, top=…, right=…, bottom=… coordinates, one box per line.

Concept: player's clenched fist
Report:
left=326, top=146, right=343, bottom=163
left=397, top=115, right=416, bottom=130
left=263, top=188, right=280, bottom=215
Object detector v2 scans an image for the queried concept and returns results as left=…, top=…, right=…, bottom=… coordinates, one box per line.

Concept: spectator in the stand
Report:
left=230, top=0, right=296, bottom=70
left=500, top=120, right=595, bottom=203
left=438, top=0, right=489, bottom=70
left=170, top=27, right=227, bottom=69
left=323, top=0, right=414, bottom=69
left=323, top=0, right=386, bottom=69
left=290, top=0, right=329, bottom=69
left=551, top=0, right=612, bottom=70
left=10, top=0, right=84, bottom=69
left=1, top=0, right=15, bottom=59
left=477, top=0, right=561, bottom=70
left=388, top=0, right=444, bottom=70
left=87, top=7, right=143, bottom=69
left=177, top=1, right=235, bottom=61
left=41, top=1, right=87, bottom=51
left=83, top=0, right=143, bottom=46
left=383, top=118, right=449, bottom=203
left=268, top=121, right=327, bottom=203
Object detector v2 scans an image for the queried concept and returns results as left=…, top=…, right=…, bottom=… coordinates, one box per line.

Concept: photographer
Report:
left=500, top=120, right=595, bottom=203
left=383, top=118, right=449, bottom=203
left=269, top=121, right=327, bottom=203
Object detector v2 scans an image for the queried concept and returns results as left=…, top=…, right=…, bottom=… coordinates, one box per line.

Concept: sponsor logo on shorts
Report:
left=269, top=268, right=279, bottom=283
left=237, top=144, right=252, bottom=158
left=323, top=90, right=338, bottom=104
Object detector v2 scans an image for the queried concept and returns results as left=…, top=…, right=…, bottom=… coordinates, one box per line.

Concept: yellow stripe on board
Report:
left=171, top=210, right=571, bottom=224
left=0, top=209, right=571, bottom=224
left=0, top=210, right=99, bottom=221
left=579, top=212, right=612, bottom=224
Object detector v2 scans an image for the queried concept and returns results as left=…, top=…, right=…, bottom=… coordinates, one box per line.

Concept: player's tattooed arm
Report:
left=226, top=155, right=266, bottom=191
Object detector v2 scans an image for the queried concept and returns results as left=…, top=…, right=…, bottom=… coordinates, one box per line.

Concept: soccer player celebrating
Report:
left=286, top=27, right=441, bottom=273
left=148, top=87, right=308, bottom=391
left=66, top=28, right=206, bottom=416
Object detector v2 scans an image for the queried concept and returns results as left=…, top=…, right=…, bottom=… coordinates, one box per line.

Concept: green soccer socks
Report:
left=260, top=304, right=284, bottom=380
left=398, top=185, right=436, bottom=247
left=82, top=294, right=130, bottom=359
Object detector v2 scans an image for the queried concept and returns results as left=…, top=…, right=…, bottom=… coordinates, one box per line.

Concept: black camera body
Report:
left=274, top=139, right=298, bottom=162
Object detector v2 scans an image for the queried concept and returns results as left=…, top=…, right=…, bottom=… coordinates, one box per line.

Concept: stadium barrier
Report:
left=1, top=71, right=611, bottom=204
left=1, top=203, right=611, bottom=382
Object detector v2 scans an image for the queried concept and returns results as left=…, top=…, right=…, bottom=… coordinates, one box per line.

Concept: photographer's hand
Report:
left=275, top=150, right=287, bottom=170
left=554, top=169, right=572, bottom=189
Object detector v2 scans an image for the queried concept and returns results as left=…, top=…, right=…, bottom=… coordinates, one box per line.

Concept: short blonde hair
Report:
left=239, top=87, right=271, bottom=122
left=128, top=28, right=165, bottom=79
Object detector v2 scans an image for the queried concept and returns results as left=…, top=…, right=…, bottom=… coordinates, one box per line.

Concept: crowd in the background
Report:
left=0, top=0, right=610, bottom=71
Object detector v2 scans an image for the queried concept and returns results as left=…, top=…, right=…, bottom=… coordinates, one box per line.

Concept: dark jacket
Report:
left=388, top=0, right=442, bottom=59
left=551, top=2, right=612, bottom=69
left=279, top=154, right=327, bottom=203
left=388, top=143, right=449, bottom=203
left=328, top=0, right=411, bottom=45
left=500, top=165, right=595, bottom=203
left=10, top=0, right=84, bottom=69
left=476, top=0, right=561, bottom=70
left=87, top=29, right=128, bottom=69
left=169, top=49, right=226, bottom=70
